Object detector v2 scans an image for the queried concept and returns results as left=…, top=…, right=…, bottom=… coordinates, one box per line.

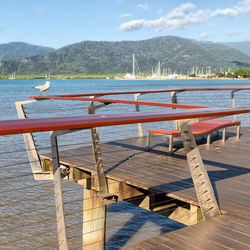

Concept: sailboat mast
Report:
left=132, top=54, right=135, bottom=76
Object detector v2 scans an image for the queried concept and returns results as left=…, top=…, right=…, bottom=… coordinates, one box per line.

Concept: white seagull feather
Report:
left=34, top=81, right=51, bottom=95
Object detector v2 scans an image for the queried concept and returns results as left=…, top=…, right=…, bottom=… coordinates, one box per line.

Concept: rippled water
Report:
left=0, top=79, right=249, bottom=249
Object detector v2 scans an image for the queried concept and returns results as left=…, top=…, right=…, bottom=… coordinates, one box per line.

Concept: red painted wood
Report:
left=147, top=119, right=241, bottom=136
left=28, top=96, right=207, bottom=109
left=30, top=87, right=250, bottom=98
left=191, top=119, right=240, bottom=135
left=0, top=108, right=248, bottom=136
left=147, top=129, right=180, bottom=135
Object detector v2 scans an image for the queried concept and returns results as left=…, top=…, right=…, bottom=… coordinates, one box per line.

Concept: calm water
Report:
left=0, top=78, right=250, bottom=249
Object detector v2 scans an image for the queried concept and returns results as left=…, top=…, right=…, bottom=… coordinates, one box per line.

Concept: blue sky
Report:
left=0, top=0, right=250, bottom=49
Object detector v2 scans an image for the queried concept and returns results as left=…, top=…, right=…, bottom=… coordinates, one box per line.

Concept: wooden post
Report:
left=190, top=205, right=198, bottom=225
left=134, top=93, right=144, bottom=137
left=82, top=188, right=106, bottom=250
left=51, top=131, right=69, bottom=250
left=171, top=91, right=178, bottom=130
left=231, top=90, right=239, bottom=121
left=236, top=125, right=240, bottom=139
left=178, top=120, right=221, bottom=220
left=222, top=128, right=226, bottom=142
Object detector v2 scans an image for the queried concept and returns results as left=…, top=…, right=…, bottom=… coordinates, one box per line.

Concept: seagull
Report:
left=33, top=81, right=51, bottom=95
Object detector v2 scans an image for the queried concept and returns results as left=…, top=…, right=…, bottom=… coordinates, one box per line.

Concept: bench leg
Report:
left=216, top=130, right=219, bottom=137
left=236, top=125, right=240, bottom=139
left=207, top=134, right=211, bottom=145
left=168, top=135, right=173, bottom=153
left=146, top=132, right=151, bottom=151
left=222, top=128, right=226, bottom=142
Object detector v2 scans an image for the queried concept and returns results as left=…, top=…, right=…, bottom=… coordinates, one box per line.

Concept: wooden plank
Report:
left=204, top=220, right=250, bottom=245
left=165, top=227, right=229, bottom=250
left=168, top=218, right=249, bottom=249
left=221, top=214, right=250, bottom=228
left=127, top=233, right=199, bottom=250
left=210, top=216, right=250, bottom=235
left=126, top=237, right=172, bottom=250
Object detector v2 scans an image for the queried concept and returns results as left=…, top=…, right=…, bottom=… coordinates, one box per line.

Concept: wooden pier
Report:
left=3, top=87, right=249, bottom=249
left=40, top=127, right=250, bottom=249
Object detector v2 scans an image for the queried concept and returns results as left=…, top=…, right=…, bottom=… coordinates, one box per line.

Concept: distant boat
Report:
left=124, top=54, right=142, bottom=79
left=45, top=72, right=51, bottom=79
left=9, top=73, right=16, bottom=79
left=147, top=61, right=161, bottom=79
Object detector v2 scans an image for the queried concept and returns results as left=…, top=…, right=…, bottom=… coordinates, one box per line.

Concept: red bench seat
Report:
left=146, top=119, right=240, bottom=153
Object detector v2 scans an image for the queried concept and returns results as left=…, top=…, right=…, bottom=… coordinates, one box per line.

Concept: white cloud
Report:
left=37, top=8, right=47, bottom=14
left=118, top=2, right=206, bottom=32
left=167, top=2, right=196, bottom=19
left=0, top=26, right=5, bottom=35
left=211, top=8, right=238, bottom=17
left=117, top=1, right=250, bottom=34
left=164, top=6, right=205, bottom=29
left=158, top=9, right=163, bottom=15
left=200, top=32, right=215, bottom=39
left=117, top=19, right=146, bottom=32
left=137, top=3, right=148, bottom=11
left=244, top=37, right=250, bottom=41
left=211, top=0, right=250, bottom=17
left=119, top=13, right=133, bottom=19
left=226, top=31, right=240, bottom=36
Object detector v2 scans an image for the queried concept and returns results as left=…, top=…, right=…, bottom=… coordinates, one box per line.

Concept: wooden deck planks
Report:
left=43, top=129, right=250, bottom=210
left=125, top=214, right=250, bottom=250
left=41, top=127, right=250, bottom=249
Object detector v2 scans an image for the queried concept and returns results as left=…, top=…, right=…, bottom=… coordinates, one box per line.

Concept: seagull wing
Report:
left=34, top=81, right=50, bottom=91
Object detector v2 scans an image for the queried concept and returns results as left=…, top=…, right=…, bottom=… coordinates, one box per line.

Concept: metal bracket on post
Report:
left=51, top=131, right=69, bottom=250
left=170, top=91, right=178, bottom=107
left=171, top=91, right=178, bottom=130
left=134, top=93, right=144, bottom=137
left=170, top=91, right=184, bottom=130
left=88, top=95, right=111, bottom=114
left=178, top=119, right=221, bottom=220
left=91, top=126, right=117, bottom=205
left=231, top=90, right=240, bottom=121
left=15, top=100, right=43, bottom=174
left=88, top=97, right=118, bottom=205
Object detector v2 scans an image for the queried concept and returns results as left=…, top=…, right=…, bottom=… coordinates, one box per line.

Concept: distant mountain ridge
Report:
left=1, top=36, right=250, bottom=75
left=0, top=42, right=55, bottom=61
left=222, top=41, right=250, bottom=56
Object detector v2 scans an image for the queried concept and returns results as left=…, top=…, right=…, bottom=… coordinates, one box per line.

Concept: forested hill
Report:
left=1, top=36, right=250, bottom=75
left=222, top=41, right=250, bottom=56
left=0, top=42, right=55, bottom=61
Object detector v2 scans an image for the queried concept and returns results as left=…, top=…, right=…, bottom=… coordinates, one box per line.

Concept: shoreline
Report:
left=0, top=74, right=249, bottom=80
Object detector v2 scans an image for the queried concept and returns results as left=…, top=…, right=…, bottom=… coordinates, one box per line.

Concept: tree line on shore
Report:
left=1, top=68, right=250, bottom=79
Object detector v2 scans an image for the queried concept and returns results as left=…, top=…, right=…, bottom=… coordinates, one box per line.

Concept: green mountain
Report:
left=222, top=41, right=250, bottom=56
left=1, top=36, right=250, bottom=75
left=0, top=42, right=55, bottom=61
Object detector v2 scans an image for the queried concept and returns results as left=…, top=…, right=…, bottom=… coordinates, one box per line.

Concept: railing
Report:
left=29, top=87, right=250, bottom=135
left=0, top=105, right=249, bottom=249
left=1, top=88, right=249, bottom=249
